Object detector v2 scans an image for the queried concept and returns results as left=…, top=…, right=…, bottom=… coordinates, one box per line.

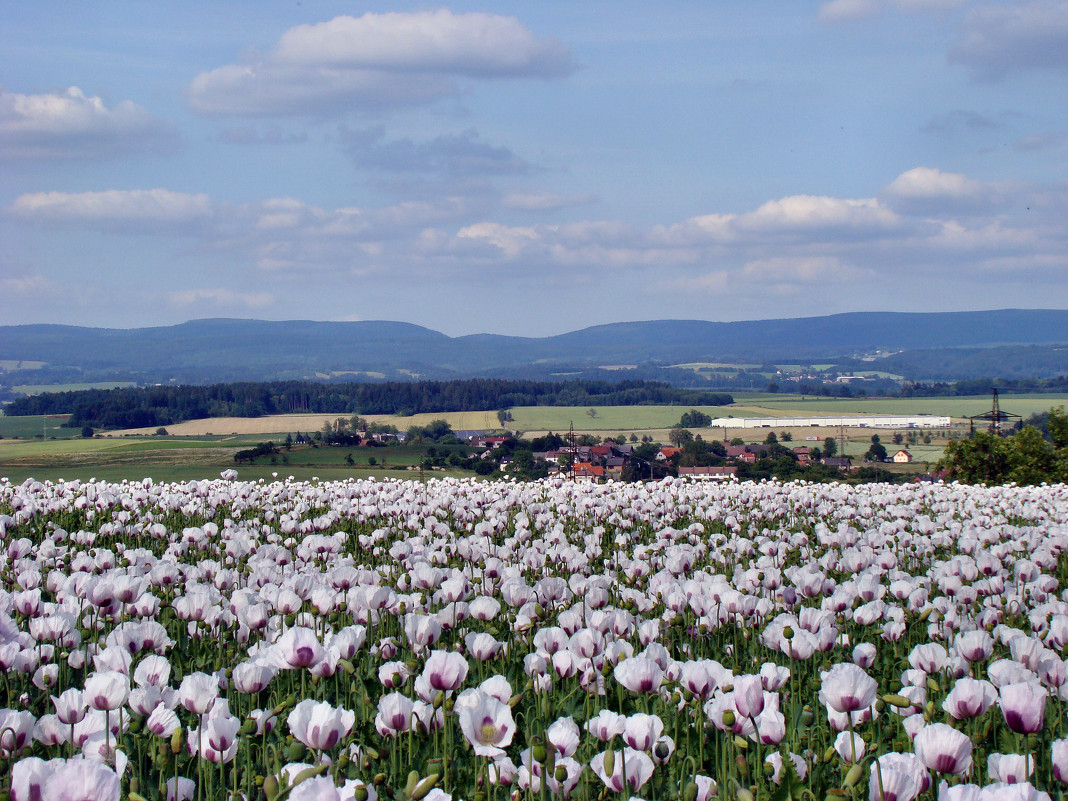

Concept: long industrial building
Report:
left=707, top=415, right=952, bottom=429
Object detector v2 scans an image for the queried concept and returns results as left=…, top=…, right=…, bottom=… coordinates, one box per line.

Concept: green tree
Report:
left=1009, top=426, right=1057, bottom=485
left=1048, top=406, right=1068, bottom=448
left=669, top=427, right=695, bottom=446
left=865, top=439, right=888, bottom=462
left=823, top=437, right=837, bottom=458
left=939, top=432, right=1015, bottom=484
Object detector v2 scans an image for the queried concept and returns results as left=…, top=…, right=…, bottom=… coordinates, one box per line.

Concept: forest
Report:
left=4, top=379, right=734, bottom=430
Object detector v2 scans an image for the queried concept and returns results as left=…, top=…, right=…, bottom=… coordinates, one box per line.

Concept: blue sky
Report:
left=2, top=1, right=1066, bottom=336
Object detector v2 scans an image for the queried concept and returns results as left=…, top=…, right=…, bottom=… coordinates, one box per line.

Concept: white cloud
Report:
left=187, top=10, right=574, bottom=117
left=951, top=0, right=1068, bottom=79
left=818, top=0, right=882, bottom=22
left=0, top=275, right=52, bottom=295
left=0, top=86, right=173, bottom=159
left=819, top=0, right=965, bottom=22
left=274, top=11, right=573, bottom=77
left=741, top=256, right=872, bottom=283
left=169, top=288, right=275, bottom=308
left=653, top=195, right=899, bottom=246
left=10, top=189, right=212, bottom=227
left=501, top=192, right=597, bottom=212
left=884, top=166, right=985, bottom=199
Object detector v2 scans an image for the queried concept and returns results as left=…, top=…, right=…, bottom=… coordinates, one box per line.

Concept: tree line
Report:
left=4, top=379, right=733, bottom=430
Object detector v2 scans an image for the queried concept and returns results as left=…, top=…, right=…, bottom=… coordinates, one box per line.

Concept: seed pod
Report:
left=554, top=765, right=568, bottom=782
left=800, top=706, right=815, bottom=726
left=722, top=709, right=737, bottom=727
left=532, top=743, right=548, bottom=763
left=353, top=786, right=369, bottom=801
left=373, top=774, right=387, bottom=786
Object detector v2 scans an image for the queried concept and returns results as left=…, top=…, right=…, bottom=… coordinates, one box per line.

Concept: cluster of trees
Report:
left=5, top=379, right=733, bottom=431
left=938, top=406, right=1068, bottom=485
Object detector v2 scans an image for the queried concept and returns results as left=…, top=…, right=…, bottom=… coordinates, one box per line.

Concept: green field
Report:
left=0, top=414, right=78, bottom=439
left=730, top=393, right=1068, bottom=419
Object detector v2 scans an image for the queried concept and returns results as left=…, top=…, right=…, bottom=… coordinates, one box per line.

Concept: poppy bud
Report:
left=603, top=748, right=615, bottom=776
left=823, top=746, right=837, bottom=764
left=239, top=718, right=257, bottom=736
left=926, top=677, right=941, bottom=694
left=844, top=763, right=864, bottom=788
left=736, top=754, right=749, bottom=777
left=683, top=782, right=699, bottom=801
left=286, top=741, right=307, bottom=763
left=410, top=774, right=441, bottom=800
left=263, top=775, right=279, bottom=801
left=405, top=771, right=419, bottom=797
left=882, top=694, right=913, bottom=708
left=373, top=774, right=386, bottom=785
left=170, top=727, right=183, bottom=754
left=432, top=690, right=445, bottom=709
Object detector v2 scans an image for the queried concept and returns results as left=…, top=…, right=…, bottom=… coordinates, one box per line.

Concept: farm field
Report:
left=1, top=475, right=1065, bottom=799
left=112, top=410, right=501, bottom=437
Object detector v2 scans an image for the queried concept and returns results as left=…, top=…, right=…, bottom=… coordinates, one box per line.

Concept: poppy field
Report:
left=1, top=472, right=1068, bottom=801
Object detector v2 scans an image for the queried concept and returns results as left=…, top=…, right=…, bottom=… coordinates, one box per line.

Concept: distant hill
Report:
left=1, top=309, right=1067, bottom=387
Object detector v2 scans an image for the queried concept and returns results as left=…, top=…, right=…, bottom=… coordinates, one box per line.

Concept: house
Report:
left=793, top=446, right=813, bottom=465
left=471, top=435, right=509, bottom=449
left=893, top=449, right=914, bottom=464
left=572, top=462, right=605, bottom=482
left=678, top=466, right=738, bottom=481
left=656, top=447, right=682, bottom=462
left=824, top=457, right=854, bottom=471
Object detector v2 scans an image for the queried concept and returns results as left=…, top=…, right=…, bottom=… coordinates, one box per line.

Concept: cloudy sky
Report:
left=2, top=1, right=1066, bottom=336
